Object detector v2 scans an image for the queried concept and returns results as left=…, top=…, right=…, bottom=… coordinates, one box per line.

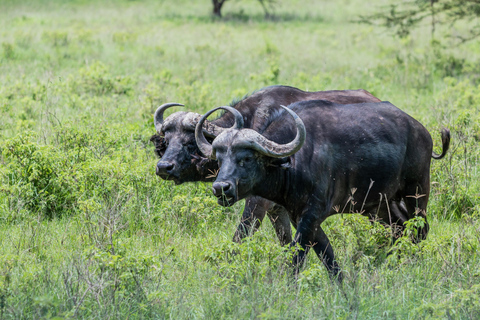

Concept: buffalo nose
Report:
left=212, top=182, right=231, bottom=196
left=156, top=161, right=175, bottom=175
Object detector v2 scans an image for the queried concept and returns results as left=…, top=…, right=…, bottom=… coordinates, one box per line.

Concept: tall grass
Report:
left=0, top=0, right=479, bottom=318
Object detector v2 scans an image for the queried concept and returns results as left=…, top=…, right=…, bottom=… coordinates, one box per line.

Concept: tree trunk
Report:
left=258, top=0, right=271, bottom=19
left=212, top=0, right=226, bottom=17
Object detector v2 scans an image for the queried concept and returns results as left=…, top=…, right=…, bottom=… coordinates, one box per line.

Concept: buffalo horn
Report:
left=234, top=105, right=306, bottom=158
left=154, top=102, right=184, bottom=133
left=182, top=112, right=230, bottom=137
left=195, top=106, right=244, bottom=159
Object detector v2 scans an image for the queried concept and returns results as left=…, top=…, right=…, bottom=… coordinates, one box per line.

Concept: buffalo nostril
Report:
left=212, top=182, right=231, bottom=196
left=157, top=161, right=175, bottom=174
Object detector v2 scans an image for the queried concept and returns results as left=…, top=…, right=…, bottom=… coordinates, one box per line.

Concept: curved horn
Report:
left=234, top=105, right=306, bottom=158
left=195, top=106, right=244, bottom=159
left=186, top=111, right=239, bottom=138
left=154, top=102, right=184, bottom=133
left=180, top=110, right=240, bottom=138
left=182, top=112, right=228, bottom=137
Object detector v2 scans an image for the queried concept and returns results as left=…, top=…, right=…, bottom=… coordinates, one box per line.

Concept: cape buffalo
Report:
left=195, top=100, right=450, bottom=279
left=152, top=85, right=381, bottom=245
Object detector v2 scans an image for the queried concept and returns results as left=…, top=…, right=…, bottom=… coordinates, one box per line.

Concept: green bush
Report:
left=2, top=42, right=15, bottom=59
left=72, top=62, right=134, bottom=96
left=1, top=132, right=77, bottom=219
left=42, top=30, right=69, bottom=47
left=0, top=124, right=159, bottom=221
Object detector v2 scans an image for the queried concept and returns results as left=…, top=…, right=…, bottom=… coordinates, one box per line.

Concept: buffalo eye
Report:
left=239, top=156, right=252, bottom=167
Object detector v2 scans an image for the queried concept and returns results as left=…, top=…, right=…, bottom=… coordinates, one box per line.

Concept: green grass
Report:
left=1, top=0, right=479, bottom=318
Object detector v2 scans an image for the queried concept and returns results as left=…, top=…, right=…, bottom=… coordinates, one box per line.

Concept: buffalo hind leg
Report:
left=403, top=181, right=430, bottom=242
left=367, top=198, right=407, bottom=241
left=388, top=200, right=409, bottom=240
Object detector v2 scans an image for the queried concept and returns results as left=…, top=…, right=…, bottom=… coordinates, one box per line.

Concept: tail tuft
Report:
left=432, top=128, right=450, bottom=160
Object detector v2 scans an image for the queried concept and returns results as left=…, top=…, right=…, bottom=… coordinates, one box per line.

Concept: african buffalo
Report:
left=195, top=100, right=450, bottom=279
left=152, top=85, right=381, bottom=245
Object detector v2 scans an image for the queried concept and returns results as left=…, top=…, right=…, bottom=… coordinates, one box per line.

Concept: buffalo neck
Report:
left=253, top=165, right=293, bottom=211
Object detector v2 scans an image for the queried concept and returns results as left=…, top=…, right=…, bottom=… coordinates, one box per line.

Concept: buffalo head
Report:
left=195, top=105, right=305, bottom=206
left=152, top=102, right=228, bottom=184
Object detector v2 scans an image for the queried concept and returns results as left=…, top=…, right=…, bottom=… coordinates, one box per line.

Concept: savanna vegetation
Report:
left=0, top=0, right=479, bottom=318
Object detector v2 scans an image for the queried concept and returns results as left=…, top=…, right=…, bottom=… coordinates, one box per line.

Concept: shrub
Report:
left=73, top=62, right=134, bottom=96
left=0, top=123, right=157, bottom=221
left=2, top=42, right=15, bottom=60
left=42, top=30, right=69, bottom=47
left=0, top=132, right=77, bottom=219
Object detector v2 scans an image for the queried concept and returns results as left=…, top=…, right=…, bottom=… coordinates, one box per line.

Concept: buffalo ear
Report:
left=150, top=134, right=167, bottom=158
left=267, top=157, right=291, bottom=169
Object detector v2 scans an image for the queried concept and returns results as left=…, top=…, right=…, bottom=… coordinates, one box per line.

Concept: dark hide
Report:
left=153, top=85, right=381, bottom=245
left=211, top=100, right=450, bottom=280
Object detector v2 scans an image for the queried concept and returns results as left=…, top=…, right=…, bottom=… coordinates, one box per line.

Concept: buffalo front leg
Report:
left=312, top=227, right=342, bottom=282
left=290, top=204, right=339, bottom=281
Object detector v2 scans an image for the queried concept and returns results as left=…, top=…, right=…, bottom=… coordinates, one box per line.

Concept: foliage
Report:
left=430, top=77, right=480, bottom=219
left=202, top=235, right=290, bottom=287
left=73, top=61, right=134, bottom=96
left=0, top=123, right=159, bottom=221
left=359, top=0, right=480, bottom=42
left=1, top=132, right=77, bottom=219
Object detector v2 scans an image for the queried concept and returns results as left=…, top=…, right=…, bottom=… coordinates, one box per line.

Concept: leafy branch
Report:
left=358, top=0, right=480, bottom=43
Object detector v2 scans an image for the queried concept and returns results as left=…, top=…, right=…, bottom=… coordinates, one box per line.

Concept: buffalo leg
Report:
left=371, top=198, right=408, bottom=240
left=232, top=196, right=291, bottom=245
left=232, top=196, right=268, bottom=243
left=403, top=181, right=430, bottom=242
left=312, top=227, right=342, bottom=282
left=290, top=226, right=339, bottom=280
left=266, top=204, right=292, bottom=246
left=290, top=203, right=339, bottom=279
left=388, top=200, right=409, bottom=239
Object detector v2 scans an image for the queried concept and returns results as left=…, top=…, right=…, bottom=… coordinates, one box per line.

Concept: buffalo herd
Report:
left=151, top=85, right=450, bottom=281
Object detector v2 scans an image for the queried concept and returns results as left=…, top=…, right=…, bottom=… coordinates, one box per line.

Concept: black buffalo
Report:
left=195, top=100, right=450, bottom=279
left=152, top=85, right=381, bottom=245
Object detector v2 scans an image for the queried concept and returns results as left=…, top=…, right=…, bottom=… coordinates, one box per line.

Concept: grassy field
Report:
left=1, top=0, right=479, bottom=318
